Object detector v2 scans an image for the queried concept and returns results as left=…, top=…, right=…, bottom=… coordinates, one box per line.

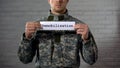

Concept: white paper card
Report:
left=40, top=21, right=75, bottom=30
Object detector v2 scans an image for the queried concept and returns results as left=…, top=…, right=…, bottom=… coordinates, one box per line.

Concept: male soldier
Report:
left=18, top=0, right=98, bottom=68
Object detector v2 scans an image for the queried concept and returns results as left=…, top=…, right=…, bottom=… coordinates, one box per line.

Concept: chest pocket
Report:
left=52, top=34, right=78, bottom=67
left=63, top=34, right=78, bottom=66
left=38, top=33, right=53, bottom=66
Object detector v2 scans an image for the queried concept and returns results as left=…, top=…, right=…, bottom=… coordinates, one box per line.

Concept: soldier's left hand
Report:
left=74, top=24, right=89, bottom=41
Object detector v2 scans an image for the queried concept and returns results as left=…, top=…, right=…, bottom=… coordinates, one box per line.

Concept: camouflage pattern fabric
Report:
left=18, top=10, right=98, bottom=68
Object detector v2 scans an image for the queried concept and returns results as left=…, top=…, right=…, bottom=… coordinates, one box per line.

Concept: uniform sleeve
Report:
left=80, top=31, right=98, bottom=65
left=17, top=33, right=38, bottom=64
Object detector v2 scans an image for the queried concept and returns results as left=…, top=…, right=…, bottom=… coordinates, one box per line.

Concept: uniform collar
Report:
left=47, top=10, right=69, bottom=21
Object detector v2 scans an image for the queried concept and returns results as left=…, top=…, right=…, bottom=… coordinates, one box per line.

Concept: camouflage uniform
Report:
left=18, top=10, right=98, bottom=68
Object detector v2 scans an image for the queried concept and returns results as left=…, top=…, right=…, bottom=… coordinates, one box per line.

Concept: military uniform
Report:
left=18, top=10, right=98, bottom=68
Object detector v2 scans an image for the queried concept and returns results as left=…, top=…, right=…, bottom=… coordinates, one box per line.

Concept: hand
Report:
left=74, top=24, right=89, bottom=41
left=25, top=21, right=41, bottom=39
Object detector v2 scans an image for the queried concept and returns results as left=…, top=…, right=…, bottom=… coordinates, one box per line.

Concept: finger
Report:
left=25, top=28, right=36, bottom=31
left=74, top=24, right=84, bottom=29
left=77, top=28, right=84, bottom=32
left=26, top=21, right=38, bottom=26
left=35, top=25, right=41, bottom=29
left=26, top=24, right=36, bottom=29
left=32, top=22, right=41, bottom=29
left=76, top=28, right=88, bottom=34
left=76, top=29, right=82, bottom=34
left=76, top=31, right=83, bottom=34
left=25, top=31, right=35, bottom=35
left=26, top=24, right=40, bottom=30
left=26, top=22, right=35, bottom=26
left=26, top=31, right=35, bottom=34
left=25, top=29, right=35, bottom=33
left=36, top=22, right=42, bottom=29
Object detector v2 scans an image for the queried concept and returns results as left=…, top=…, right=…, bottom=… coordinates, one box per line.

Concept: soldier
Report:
left=18, top=0, right=98, bottom=68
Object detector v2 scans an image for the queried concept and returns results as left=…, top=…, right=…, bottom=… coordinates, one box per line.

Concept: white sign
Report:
left=40, top=21, right=75, bottom=30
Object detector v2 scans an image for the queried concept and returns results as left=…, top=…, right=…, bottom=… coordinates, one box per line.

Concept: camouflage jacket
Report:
left=18, top=11, right=98, bottom=68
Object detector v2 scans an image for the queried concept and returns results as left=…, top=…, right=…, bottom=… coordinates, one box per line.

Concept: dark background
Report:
left=0, top=0, right=120, bottom=68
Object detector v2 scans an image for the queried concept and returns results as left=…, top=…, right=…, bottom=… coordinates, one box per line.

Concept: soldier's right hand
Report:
left=25, top=21, right=41, bottom=39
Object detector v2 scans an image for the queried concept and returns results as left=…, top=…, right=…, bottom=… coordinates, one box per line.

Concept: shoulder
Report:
left=35, top=15, right=49, bottom=22
left=68, top=15, right=85, bottom=24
